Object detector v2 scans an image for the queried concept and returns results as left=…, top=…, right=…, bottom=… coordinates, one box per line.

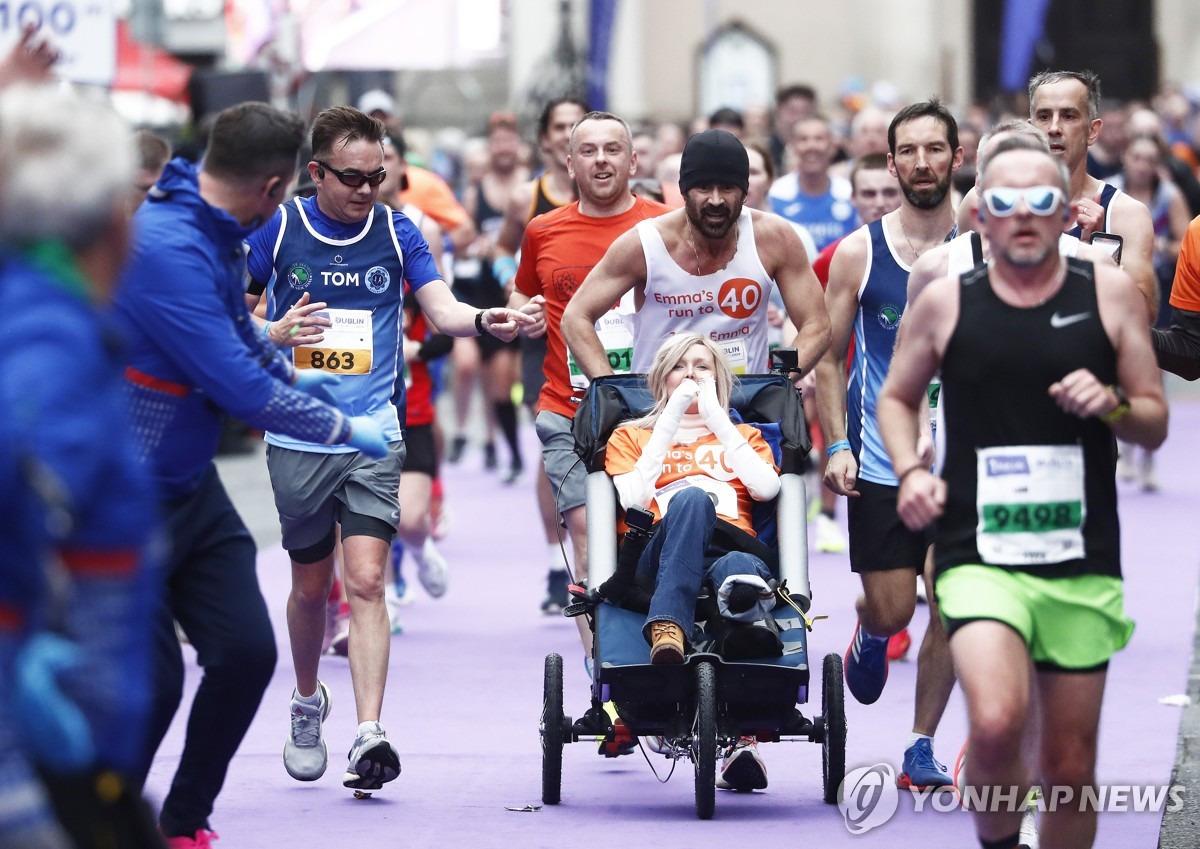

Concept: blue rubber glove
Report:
left=14, top=633, right=95, bottom=773
left=345, top=415, right=388, bottom=458
left=292, top=369, right=341, bottom=405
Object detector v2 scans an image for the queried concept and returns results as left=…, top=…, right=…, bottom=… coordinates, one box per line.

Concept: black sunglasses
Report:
left=315, top=160, right=387, bottom=188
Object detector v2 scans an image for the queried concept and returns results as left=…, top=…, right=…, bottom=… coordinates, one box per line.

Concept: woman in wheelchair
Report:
left=604, top=333, right=783, bottom=666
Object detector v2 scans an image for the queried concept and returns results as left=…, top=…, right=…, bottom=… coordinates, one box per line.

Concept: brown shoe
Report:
left=649, top=621, right=685, bottom=664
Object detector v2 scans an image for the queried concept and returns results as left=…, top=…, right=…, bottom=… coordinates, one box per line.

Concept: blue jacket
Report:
left=0, top=243, right=159, bottom=772
left=114, top=159, right=350, bottom=498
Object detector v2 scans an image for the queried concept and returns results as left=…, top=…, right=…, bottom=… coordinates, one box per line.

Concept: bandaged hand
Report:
left=664, top=377, right=699, bottom=419
left=697, top=377, right=742, bottom=446
left=638, top=378, right=699, bottom=477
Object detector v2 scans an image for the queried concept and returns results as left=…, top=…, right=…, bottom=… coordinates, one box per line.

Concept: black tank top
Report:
left=935, top=258, right=1121, bottom=578
left=1065, top=183, right=1118, bottom=240
left=453, top=180, right=508, bottom=304
left=530, top=173, right=564, bottom=218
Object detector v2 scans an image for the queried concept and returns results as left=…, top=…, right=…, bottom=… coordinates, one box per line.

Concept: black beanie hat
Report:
left=678, top=129, right=749, bottom=195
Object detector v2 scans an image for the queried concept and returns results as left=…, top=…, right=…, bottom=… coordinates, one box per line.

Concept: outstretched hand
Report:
left=0, top=25, right=59, bottom=89
left=482, top=307, right=535, bottom=342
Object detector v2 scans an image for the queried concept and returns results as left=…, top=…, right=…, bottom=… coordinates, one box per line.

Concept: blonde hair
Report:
left=630, top=333, right=735, bottom=428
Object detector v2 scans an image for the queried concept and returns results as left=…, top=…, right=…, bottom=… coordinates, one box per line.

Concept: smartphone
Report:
left=1089, top=232, right=1123, bottom=265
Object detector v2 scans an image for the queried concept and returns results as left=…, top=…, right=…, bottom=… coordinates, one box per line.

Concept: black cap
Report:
left=679, top=129, right=749, bottom=195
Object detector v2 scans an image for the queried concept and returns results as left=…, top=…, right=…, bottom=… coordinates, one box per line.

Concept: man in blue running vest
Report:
left=244, top=105, right=532, bottom=795
left=815, top=99, right=962, bottom=791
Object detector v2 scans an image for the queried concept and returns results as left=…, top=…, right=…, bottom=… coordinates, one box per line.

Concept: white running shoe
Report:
left=328, top=609, right=350, bottom=657
left=383, top=592, right=405, bottom=635
left=815, top=513, right=847, bottom=553
left=284, top=681, right=331, bottom=781
left=1018, top=789, right=1040, bottom=848
left=414, top=537, right=449, bottom=598
left=1116, top=443, right=1136, bottom=483
left=321, top=597, right=341, bottom=654
left=716, top=736, right=768, bottom=791
left=641, top=736, right=671, bottom=757
left=1139, top=452, right=1160, bottom=492
left=343, top=721, right=401, bottom=790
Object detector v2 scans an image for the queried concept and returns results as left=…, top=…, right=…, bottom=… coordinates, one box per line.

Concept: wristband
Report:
left=896, top=463, right=926, bottom=485
left=1099, top=385, right=1131, bottom=424
left=826, top=439, right=851, bottom=457
left=263, top=321, right=273, bottom=341
left=492, top=255, right=517, bottom=287
left=475, top=310, right=489, bottom=337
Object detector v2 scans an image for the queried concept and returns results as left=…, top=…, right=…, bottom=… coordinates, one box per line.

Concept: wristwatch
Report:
left=475, top=310, right=489, bottom=337
left=1099, top=385, right=1131, bottom=424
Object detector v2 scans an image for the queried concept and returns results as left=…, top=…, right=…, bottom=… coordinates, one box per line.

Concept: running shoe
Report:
left=483, top=442, right=498, bottom=470
left=284, top=681, right=331, bottom=781
left=343, top=721, right=401, bottom=791
left=1116, top=444, right=1136, bottom=482
left=383, top=586, right=405, bottom=635
left=447, top=435, right=468, bottom=464
left=717, top=737, right=768, bottom=791
left=414, top=537, right=449, bottom=598
left=389, top=539, right=411, bottom=605
left=430, top=498, right=451, bottom=540
left=641, top=735, right=671, bottom=756
left=598, top=710, right=636, bottom=758
left=500, top=456, right=524, bottom=485
left=1019, top=793, right=1040, bottom=849
left=1140, top=454, right=1160, bottom=492
left=897, top=738, right=952, bottom=790
left=887, top=628, right=912, bottom=661
left=329, top=604, right=350, bottom=656
left=815, top=513, right=848, bottom=553
left=952, top=740, right=968, bottom=795
left=321, top=582, right=342, bottom=654
left=163, top=829, right=218, bottom=848
left=844, top=620, right=889, bottom=705
left=540, top=568, right=570, bottom=614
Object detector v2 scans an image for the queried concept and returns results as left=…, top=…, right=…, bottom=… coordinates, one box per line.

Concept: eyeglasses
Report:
left=315, top=160, right=387, bottom=188
left=981, top=185, right=1065, bottom=218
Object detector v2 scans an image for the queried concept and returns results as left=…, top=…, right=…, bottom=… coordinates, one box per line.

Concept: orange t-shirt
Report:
left=1169, top=214, right=1200, bottom=312
left=604, top=423, right=778, bottom=536
left=397, top=166, right=470, bottom=233
left=514, top=197, right=670, bottom=418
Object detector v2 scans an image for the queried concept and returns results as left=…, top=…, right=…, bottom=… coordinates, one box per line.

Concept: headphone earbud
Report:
left=977, top=205, right=986, bottom=223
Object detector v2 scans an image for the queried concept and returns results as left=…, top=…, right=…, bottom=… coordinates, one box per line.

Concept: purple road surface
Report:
left=145, top=402, right=1200, bottom=848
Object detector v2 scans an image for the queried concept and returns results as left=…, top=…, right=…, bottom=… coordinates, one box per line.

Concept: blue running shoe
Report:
left=898, top=738, right=952, bottom=790
left=844, top=621, right=889, bottom=704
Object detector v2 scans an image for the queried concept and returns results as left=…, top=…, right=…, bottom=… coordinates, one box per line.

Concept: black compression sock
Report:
left=493, top=400, right=521, bottom=464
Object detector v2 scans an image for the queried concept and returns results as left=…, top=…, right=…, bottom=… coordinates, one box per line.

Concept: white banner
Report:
left=0, top=0, right=116, bottom=86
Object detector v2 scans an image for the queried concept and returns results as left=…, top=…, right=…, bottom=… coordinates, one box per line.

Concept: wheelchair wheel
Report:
left=692, top=661, right=717, bottom=820
left=541, top=653, right=564, bottom=805
left=821, top=652, right=847, bottom=805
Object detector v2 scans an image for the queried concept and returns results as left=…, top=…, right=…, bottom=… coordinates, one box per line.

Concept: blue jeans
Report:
left=637, top=488, right=772, bottom=642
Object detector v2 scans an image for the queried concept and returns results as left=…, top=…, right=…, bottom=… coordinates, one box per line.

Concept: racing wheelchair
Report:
left=538, top=359, right=846, bottom=819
